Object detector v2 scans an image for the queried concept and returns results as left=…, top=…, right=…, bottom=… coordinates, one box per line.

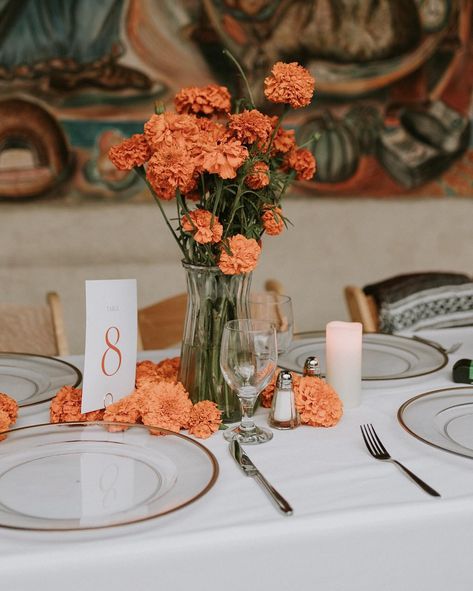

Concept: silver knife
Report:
left=230, top=439, right=293, bottom=516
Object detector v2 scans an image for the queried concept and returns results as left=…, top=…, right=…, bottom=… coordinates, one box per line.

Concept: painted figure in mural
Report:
left=0, top=0, right=150, bottom=90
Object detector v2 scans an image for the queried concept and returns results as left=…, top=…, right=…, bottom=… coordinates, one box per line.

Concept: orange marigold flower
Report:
left=218, top=234, right=261, bottom=275
left=195, top=118, right=227, bottom=142
left=144, top=112, right=200, bottom=151
left=140, top=381, right=192, bottom=433
left=262, top=206, right=284, bottom=236
left=146, top=147, right=196, bottom=200
left=188, top=401, right=222, bottom=439
left=245, top=161, right=270, bottom=189
left=284, top=147, right=316, bottom=181
left=272, top=126, right=296, bottom=155
left=294, top=376, right=343, bottom=427
left=264, top=62, right=315, bottom=109
left=108, top=134, right=152, bottom=170
left=175, top=84, right=231, bottom=115
left=0, top=410, right=9, bottom=440
left=135, top=358, right=180, bottom=388
left=181, top=209, right=223, bottom=244
left=194, top=138, right=248, bottom=179
left=228, top=109, right=273, bottom=145
left=0, top=392, right=18, bottom=424
left=103, top=392, right=142, bottom=426
left=49, top=386, right=105, bottom=423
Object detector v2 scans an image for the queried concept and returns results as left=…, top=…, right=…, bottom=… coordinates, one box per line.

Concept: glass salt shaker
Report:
left=303, top=356, right=321, bottom=378
left=269, top=370, right=300, bottom=430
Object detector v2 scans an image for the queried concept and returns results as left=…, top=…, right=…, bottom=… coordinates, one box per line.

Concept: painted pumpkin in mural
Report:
left=345, top=105, right=384, bottom=154
left=0, top=98, right=72, bottom=199
left=298, top=111, right=359, bottom=183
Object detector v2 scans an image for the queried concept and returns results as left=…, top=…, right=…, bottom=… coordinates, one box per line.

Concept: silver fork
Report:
left=360, top=424, right=441, bottom=497
left=412, top=335, right=462, bottom=355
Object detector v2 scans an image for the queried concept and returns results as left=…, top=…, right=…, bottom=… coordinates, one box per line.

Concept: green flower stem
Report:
left=135, top=167, right=189, bottom=261
left=223, top=49, right=255, bottom=108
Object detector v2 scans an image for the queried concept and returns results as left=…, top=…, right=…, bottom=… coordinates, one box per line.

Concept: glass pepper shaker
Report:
left=303, top=356, right=321, bottom=378
left=269, top=370, right=300, bottom=430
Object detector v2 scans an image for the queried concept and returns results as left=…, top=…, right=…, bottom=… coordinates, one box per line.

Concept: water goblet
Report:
left=220, top=319, right=277, bottom=445
left=249, top=292, right=294, bottom=355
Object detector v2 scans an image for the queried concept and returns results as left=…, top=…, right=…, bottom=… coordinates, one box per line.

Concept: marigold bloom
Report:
left=181, top=209, right=223, bottom=244
left=140, top=381, right=192, bottom=433
left=135, top=358, right=180, bottom=388
left=108, top=134, right=152, bottom=170
left=188, top=401, right=222, bottom=439
left=262, top=206, right=284, bottom=236
left=0, top=410, right=9, bottom=440
left=195, top=138, right=248, bottom=179
left=146, top=147, right=196, bottom=200
left=103, top=392, right=142, bottom=426
left=50, top=386, right=105, bottom=423
left=175, top=84, right=231, bottom=115
left=272, top=126, right=296, bottom=155
left=144, top=112, right=200, bottom=151
left=218, top=234, right=261, bottom=275
left=294, top=376, right=343, bottom=427
left=0, top=392, right=18, bottom=424
left=245, top=161, right=270, bottom=189
left=264, top=62, right=315, bottom=109
left=228, top=109, right=273, bottom=145
left=284, top=147, right=316, bottom=181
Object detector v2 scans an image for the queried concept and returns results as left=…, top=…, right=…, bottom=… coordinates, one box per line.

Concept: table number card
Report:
left=82, top=279, right=137, bottom=413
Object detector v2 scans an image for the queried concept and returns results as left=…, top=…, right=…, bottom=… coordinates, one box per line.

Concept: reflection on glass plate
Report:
left=398, top=386, right=473, bottom=459
left=0, top=422, right=218, bottom=530
left=0, top=353, right=81, bottom=407
left=278, top=332, right=447, bottom=386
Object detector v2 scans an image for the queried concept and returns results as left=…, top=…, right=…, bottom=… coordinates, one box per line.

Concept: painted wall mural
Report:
left=0, top=0, right=471, bottom=202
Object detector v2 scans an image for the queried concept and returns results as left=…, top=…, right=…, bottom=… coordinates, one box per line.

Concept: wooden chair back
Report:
left=0, top=292, right=69, bottom=355
left=344, top=285, right=379, bottom=332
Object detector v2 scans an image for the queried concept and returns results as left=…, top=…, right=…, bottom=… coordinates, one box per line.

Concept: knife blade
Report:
left=230, top=439, right=293, bottom=516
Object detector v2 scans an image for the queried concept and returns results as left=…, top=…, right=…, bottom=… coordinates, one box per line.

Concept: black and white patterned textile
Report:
left=378, top=283, right=473, bottom=333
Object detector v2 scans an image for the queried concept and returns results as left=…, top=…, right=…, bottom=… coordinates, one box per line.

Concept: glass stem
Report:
left=239, top=396, right=256, bottom=432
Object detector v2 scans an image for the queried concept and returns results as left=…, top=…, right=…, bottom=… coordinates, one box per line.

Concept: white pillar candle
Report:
left=325, top=321, right=362, bottom=408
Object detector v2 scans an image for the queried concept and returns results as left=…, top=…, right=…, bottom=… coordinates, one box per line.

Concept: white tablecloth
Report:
left=2, top=328, right=473, bottom=591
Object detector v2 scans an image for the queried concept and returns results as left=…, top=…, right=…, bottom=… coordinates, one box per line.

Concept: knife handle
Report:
left=254, top=472, right=293, bottom=515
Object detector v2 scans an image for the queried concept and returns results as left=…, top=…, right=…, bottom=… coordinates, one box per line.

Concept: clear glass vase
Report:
left=179, top=262, right=251, bottom=423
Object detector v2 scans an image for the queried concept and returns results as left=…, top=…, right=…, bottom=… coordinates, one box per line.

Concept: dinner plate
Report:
left=0, top=353, right=81, bottom=408
left=0, top=422, right=218, bottom=530
left=398, top=386, right=473, bottom=459
left=278, top=332, right=447, bottom=385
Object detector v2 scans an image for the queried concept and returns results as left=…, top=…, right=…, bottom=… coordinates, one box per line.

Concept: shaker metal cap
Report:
left=303, top=356, right=321, bottom=377
left=276, top=370, right=293, bottom=389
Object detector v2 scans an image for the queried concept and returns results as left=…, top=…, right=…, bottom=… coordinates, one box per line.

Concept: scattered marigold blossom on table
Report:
left=0, top=391, right=18, bottom=424
left=50, top=386, right=105, bottom=423
left=188, top=401, right=222, bottom=439
left=295, top=376, right=343, bottom=427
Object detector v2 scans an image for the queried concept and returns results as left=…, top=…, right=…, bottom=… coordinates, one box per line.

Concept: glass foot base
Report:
left=223, top=424, right=273, bottom=445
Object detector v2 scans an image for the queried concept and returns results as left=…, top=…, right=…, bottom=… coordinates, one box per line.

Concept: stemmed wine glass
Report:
left=249, top=292, right=294, bottom=355
left=220, top=319, right=277, bottom=444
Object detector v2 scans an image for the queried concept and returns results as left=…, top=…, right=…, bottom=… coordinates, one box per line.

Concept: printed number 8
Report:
left=101, top=326, right=122, bottom=376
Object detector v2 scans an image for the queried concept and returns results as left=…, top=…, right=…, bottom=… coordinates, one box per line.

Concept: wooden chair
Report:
left=0, top=292, right=69, bottom=355
left=344, top=285, right=379, bottom=333
left=138, top=278, right=286, bottom=350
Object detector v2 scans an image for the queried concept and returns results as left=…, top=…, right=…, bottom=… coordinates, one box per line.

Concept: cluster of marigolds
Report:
left=109, top=61, right=317, bottom=272
left=0, top=355, right=342, bottom=440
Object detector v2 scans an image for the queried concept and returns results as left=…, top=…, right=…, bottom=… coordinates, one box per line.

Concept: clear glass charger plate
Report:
left=0, top=422, right=218, bottom=530
left=398, top=386, right=473, bottom=459
left=0, top=352, right=82, bottom=408
left=278, top=331, right=447, bottom=387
